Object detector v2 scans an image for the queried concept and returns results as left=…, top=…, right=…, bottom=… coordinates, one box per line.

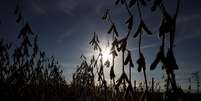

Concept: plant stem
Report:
left=122, top=51, right=125, bottom=73
left=165, top=73, right=170, bottom=100
left=112, top=56, right=115, bottom=86
left=152, top=77, right=154, bottom=93
left=137, top=0, right=143, bottom=20
left=139, top=33, right=142, bottom=54
left=123, top=0, right=132, bottom=16
left=129, top=65, right=131, bottom=81
left=143, top=68, right=148, bottom=91
left=170, top=72, right=178, bottom=91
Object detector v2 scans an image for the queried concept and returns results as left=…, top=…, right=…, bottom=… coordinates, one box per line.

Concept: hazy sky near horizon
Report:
left=0, top=0, right=201, bottom=89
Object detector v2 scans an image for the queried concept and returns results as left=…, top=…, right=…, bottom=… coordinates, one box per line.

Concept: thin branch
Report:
left=137, top=0, right=143, bottom=20
left=123, top=0, right=133, bottom=16
left=139, top=32, right=142, bottom=53
left=174, top=0, right=180, bottom=19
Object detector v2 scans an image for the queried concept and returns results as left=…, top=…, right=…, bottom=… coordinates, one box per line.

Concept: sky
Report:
left=0, top=0, right=201, bottom=90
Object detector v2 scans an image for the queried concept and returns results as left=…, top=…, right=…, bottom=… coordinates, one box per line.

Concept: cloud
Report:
left=57, top=0, right=78, bottom=16
left=28, top=0, right=48, bottom=15
left=130, top=43, right=159, bottom=51
left=57, top=31, right=73, bottom=43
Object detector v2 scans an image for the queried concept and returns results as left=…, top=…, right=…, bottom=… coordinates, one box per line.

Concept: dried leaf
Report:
left=121, top=41, right=127, bottom=52
left=98, top=64, right=104, bottom=81
left=80, top=54, right=86, bottom=60
left=40, top=51, right=45, bottom=58
left=116, top=72, right=129, bottom=87
left=90, top=55, right=95, bottom=64
left=110, top=50, right=118, bottom=57
left=16, top=12, right=22, bottom=23
left=141, top=20, right=153, bottom=35
left=96, top=35, right=99, bottom=43
left=14, top=2, right=19, bottom=15
left=108, top=24, right=118, bottom=36
left=133, top=22, right=142, bottom=38
left=166, top=49, right=179, bottom=70
left=124, top=54, right=130, bottom=65
left=110, top=66, right=115, bottom=79
left=130, top=59, right=134, bottom=67
left=113, top=25, right=119, bottom=37
left=104, top=59, right=110, bottom=68
left=125, top=15, right=133, bottom=30
left=137, top=52, right=146, bottom=72
left=89, top=32, right=101, bottom=51
left=134, top=20, right=152, bottom=38
left=124, top=51, right=134, bottom=67
left=107, top=24, right=113, bottom=34
left=102, top=9, right=109, bottom=20
left=26, top=23, right=34, bottom=35
left=89, top=32, right=96, bottom=45
left=118, top=37, right=127, bottom=52
left=159, top=17, right=166, bottom=37
left=112, top=37, right=119, bottom=48
left=159, top=13, right=173, bottom=37
left=98, top=73, right=102, bottom=81
left=129, top=0, right=137, bottom=8
left=150, top=47, right=163, bottom=70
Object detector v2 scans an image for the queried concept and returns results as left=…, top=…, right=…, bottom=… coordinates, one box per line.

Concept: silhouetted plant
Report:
left=72, top=0, right=198, bottom=101
left=0, top=1, right=66, bottom=101
left=89, top=32, right=108, bottom=101
left=72, top=54, right=96, bottom=100
left=188, top=77, right=191, bottom=93
left=101, top=0, right=183, bottom=101
left=149, top=0, right=186, bottom=101
left=192, top=72, right=200, bottom=94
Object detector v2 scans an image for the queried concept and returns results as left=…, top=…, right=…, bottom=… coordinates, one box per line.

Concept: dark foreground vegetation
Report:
left=0, top=0, right=201, bottom=101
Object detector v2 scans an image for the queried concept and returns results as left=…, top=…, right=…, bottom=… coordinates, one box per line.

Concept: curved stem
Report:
left=175, top=0, right=180, bottom=19
left=162, top=34, right=165, bottom=48
left=127, top=28, right=132, bottom=40
left=138, top=33, right=142, bottom=54
left=143, top=68, right=148, bottom=90
left=165, top=73, right=170, bottom=100
left=107, top=12, right=116, bottom=39
left=170, top=71, right=178, bottom=91
left=129, top=65, right=131, bottom=81
left=122, top=51, right=125, bottom=73
left=123, top=0, right=133, bottom=16
left=137, top=0, right=143, bottom=20
left=112, top=56, right=115, bottom=85
left=107, top=11, right=113, bottom=25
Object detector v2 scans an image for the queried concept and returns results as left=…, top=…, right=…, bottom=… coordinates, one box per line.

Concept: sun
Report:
left=102, top=46, right=112, bottom=62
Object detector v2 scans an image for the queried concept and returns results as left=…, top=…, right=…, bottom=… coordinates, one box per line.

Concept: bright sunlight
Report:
left=102, top=45, right=112, bottom=62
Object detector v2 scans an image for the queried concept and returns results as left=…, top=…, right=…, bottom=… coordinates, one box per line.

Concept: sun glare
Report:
left=102, top=47, right=112, bottom=62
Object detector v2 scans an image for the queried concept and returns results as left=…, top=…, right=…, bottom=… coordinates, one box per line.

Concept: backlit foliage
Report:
left=0, top=1, right=67, bottom=101
left=71, top=0, right=194, bottom=101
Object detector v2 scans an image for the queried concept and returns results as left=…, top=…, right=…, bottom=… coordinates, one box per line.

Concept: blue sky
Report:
left=0, top=0, right=201, bottom=90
